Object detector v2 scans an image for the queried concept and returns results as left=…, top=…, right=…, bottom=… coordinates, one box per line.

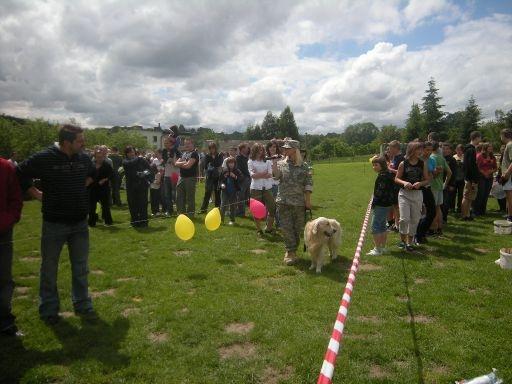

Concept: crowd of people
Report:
left=0, top=124, right=313, bottom=337
left=367, top=129, right=511, bottom=255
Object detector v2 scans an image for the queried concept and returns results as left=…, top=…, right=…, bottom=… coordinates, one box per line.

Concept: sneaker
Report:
left=507, top=216, right=512, bottom=222
left=366, top=248, right=381, bottom=256
left=256, top=230, right=264, bottom=237
left=41, top=314, right=61, bottom=325
left=1, top=324, right=23, bottom=337
left=228, top=221, right=235, bottom=226
left=405, top=244, right=414, bottom=252
left=397, top=241, right=406, bottom=249
left=76, top=310, right=99, bottom=323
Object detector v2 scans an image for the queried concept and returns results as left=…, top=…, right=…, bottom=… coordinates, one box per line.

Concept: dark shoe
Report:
left=76, top=310, right=99, bottom=323
left=41, top=315, right=61, bottom=325
left=414, top=236, right=428, bottom=244
left=405, top=244, right=414, bottom=252
left=1, top=324, right=23, bottom=337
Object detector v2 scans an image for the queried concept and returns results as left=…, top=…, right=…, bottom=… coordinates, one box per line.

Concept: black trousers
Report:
left=0, top=229, right=15, bottom=330
left=127, top=184, right=148, bottom=227
left=200, top=178, right=221, bottom=211
left=150, top=187, right=164, bottom=214
left=454, top=180, right=464, bottom=212
left=88, top=187, right=113, bottom=226
left=473, top=177, right=493, bottom=215
left=442, top=187, right=456, bottom=222
left=416, top=187, right=436, bottom=239
left=111, top=172, right=122, bottom=206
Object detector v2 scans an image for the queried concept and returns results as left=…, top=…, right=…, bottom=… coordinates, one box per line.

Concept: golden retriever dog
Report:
left=304, top=217, right=342, bottom=273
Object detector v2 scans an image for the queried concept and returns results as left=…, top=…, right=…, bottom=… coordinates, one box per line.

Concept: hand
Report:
left=448, top=186, right=455, bottom=192
left=404, top=182, right=413, bottom=190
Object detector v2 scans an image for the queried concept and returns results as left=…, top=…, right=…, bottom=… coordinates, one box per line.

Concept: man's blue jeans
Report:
left=162, top=176, right=174, bottom=214
left=40, top=220, right=93, bottom=317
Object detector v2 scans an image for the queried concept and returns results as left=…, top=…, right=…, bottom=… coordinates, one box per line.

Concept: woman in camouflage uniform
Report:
left=272, top=139, right=313, bottom=265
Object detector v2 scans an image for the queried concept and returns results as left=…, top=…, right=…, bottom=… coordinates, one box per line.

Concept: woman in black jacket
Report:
left=200, top=142, right=224, bottom=213
left=88, top=148, right=113, bottom=227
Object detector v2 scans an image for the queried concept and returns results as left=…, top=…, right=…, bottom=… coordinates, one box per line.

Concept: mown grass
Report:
left=2, top=161, right=511, bottom=383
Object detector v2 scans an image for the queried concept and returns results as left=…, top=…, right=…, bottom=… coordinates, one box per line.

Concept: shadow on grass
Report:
left=293, top=256, right=354, bottom=283
left=0, top=316, right=130, bottom=383
left=400, top=255, right=425, bottom=384
left=132, top=226, right=167, bottom=233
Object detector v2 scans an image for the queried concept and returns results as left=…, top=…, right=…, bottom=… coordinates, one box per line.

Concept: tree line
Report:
left=1, top=78, right=511, bottom=161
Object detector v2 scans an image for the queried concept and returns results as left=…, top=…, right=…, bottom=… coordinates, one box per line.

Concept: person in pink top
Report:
left=473, top=143, right=497, bottom=216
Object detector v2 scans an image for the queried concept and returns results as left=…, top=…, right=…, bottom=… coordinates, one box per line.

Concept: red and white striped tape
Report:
left=317, top=197, right=373, bottom=384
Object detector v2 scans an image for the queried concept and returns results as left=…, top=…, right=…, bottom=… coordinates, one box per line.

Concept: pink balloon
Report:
left=171, top=172, right=179, bottom=185
left=249, top=198, right=267, bottom=220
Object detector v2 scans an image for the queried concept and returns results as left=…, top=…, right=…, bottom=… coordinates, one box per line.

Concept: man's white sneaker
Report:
left=366, top=248, right=381, bottom=256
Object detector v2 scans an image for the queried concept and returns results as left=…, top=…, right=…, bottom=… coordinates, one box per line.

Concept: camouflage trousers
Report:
left=277, top=203, right=305, bottom=252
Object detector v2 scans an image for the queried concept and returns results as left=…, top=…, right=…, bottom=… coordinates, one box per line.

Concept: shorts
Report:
left=503, top=178, right=512, bottom=191
left=463, top=181, right=478, bottom=201
left=371, top=205, right=392, bottom=234
left=432, top=189, right=443, bottom=205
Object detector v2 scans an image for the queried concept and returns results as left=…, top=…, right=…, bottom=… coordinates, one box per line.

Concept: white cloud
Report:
left=0, top=1, right=510, bottom=134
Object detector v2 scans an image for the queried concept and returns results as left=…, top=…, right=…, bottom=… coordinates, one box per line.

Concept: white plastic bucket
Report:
left=496, top=248, right=512, bottom=269
left=493, top=220, right=512, bottom=235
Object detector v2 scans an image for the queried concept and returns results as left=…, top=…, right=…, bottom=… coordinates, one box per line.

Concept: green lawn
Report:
left=3, top=160, right=511, bottom=383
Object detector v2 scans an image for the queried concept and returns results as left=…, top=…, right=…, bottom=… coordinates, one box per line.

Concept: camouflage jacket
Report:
left=273, top=159, right=313, bottom=206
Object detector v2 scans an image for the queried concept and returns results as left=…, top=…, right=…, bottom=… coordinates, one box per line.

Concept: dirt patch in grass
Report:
left=259, top=366, right=293, bottom=384
left=116, top=277, right=137, bottom=282
left=401, top=314, right=435, bottom=324
left=396, top=295, right=409, bottom=302
left=91, top=269, right=105, bottom=275
left=60, top=311, right=75, bottom=318
left=468, top=288, right=477, bottom=294
left=344, top=333, right=370, bottom=340
left=431, top=365, right=449, bottom=374
left=433, top=261, right=445, bottom=268
left=218, top=342, right=256, bottom=359
left=475, top=248, right=490, bottom=254
left=250, top=249, right=267, bottom=254
left=148, top=332, right=169, bottom=343
left=18, top=274, right=37, bottom=280
left=90, top=288, right=116, bottom=298
left=122, top=307, right=140, bottom=318
left=132, top=296, right=143, bottom=302
left=393, top=360, right=409, bottom=369
left=14, top=295, right=29, bottom=300
left=355, top=315, right=382, bottom=324
left=180, top=307, right=189, bottom=313
left=369, top=364, right=390, bottom=379
left=359, top=263, right=382, bottom=271
left=174, top=250, right=191, bottom=257
left=187, top=289, right=196, bottom=295
left=15, top=286, right=31, bottom=294
left=20, top=256, right=39, bottom=262
left=414, top=278, right=427, bottom=284
left=225, top=322, right=254, bottom=335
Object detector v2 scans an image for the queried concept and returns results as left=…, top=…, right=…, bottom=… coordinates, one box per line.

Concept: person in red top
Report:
left=474, top=143, right=497, bottom=216
left=0, top=158, right=23, bottom=337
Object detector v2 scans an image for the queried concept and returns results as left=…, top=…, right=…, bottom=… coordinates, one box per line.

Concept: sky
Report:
left=0, top=0, right=511, bottom=134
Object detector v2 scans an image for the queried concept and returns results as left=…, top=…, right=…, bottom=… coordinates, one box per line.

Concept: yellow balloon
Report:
left=174, top=214, right=195, bottom=241
left=205, top=207, right=221, bottom=231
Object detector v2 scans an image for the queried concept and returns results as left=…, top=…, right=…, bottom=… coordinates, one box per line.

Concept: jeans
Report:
left=416, top=187, right=435, bottom=239
left=371, top=206, right=392, bottom=234
left=237, top=177, right=251, bottom=216
left=40, top=220, right=93, bottom=317
left=200, top=177, right=221, bottom=211
left=176, top=177, right=197, bottom=217
left=220, top=190, right=237, bottom=221
left=162, top=176, right=175, bottom=214
left=111, top=172, right=122, bottom=206
left=0, top=229, right=15, bottom=330
left=473, top=177, right=493, bottom=215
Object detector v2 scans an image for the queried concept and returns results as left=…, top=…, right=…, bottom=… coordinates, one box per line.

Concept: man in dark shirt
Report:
left=0, top=158, right=23, bottom=336
left=17, top=124, right=97, bottom=324
left=236, top=143, right=251, bottom=216
left=175, top=138, right=199, bottom=218
left=441, top=142, right=458, bottom=223
left=461, top=131, right=482, bottom=220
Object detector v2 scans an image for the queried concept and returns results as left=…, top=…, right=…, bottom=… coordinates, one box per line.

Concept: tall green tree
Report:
left=378, top=124, right=402, bottom=143
left=260, top=111, right=279, bottom=139
left=342, top=122, right=378, bottom=145
left=460, top=95, right=482, bottom=142
left=443, top=111, right=466, bottom=144
left=405, top=102, right=424, bottom=141
left=421, top=78, right=444, bottom=136
left=278, top=106, right=299, bottom=139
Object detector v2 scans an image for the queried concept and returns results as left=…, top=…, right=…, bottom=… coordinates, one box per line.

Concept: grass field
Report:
left=2, top=160, right=512, bottom=384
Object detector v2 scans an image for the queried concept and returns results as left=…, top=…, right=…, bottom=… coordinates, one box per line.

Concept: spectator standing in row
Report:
left=499, top=129, right=512, bottom=221
left=461, top=131, right=482, bottom=221
left=441, top=143, right=458, bottom=223
left=16, top=124, right=97, bottom=324
left=474, top=143, right=497, bottom=216
left=248, top=143, right=276, bottom=235
left=200, top=142, right=223, bottom=213
left=0, top=157, right=23, bottom=336
left=123, top=146, right=150, bottom=228
left=108, top=146, right=123, bottom=206
left=175, top=138, right=199, bottom=218
left=219, top=157, right=242, bottom=225
left=88, top=148, right=113, bottom=227
left=452, top=144, right=465, bottom=213
left=387, top=140, right=404, bottom=231
left=429, top=141, right=451, bottom=234
left=149, top=150, right=165, bottom=216
left=162, top=137, right=178, bottom=216
left=415, top=142, right=435, bottom=244
left=272, top=139, right=313, bottom=266
left=395, top=142, right=429, bottom=251
left=236, top=143, right=251, bottom=217
left=266, top=140, right=282, bottom=227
